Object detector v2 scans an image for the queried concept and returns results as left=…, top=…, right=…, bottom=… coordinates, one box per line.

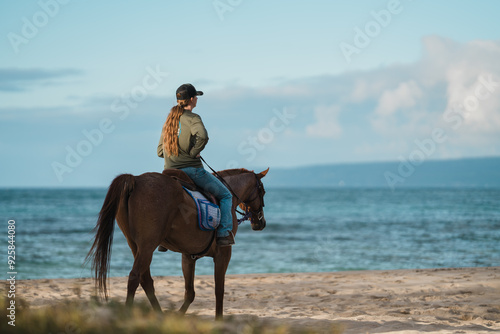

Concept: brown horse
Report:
left=86, top=167, right=268, bottom=319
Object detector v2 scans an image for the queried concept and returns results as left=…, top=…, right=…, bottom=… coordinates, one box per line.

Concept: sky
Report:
left=1, top=0, right=499, bottom=187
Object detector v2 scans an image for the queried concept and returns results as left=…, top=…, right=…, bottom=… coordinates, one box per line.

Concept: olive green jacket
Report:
left=157, top=110, right=209, bottom=169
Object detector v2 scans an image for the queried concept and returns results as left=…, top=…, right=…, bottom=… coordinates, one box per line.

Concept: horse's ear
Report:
left=257, top=167, right=269, bottom=179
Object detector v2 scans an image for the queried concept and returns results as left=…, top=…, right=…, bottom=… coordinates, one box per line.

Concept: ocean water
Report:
left=1, top=187, right=499, bottom=280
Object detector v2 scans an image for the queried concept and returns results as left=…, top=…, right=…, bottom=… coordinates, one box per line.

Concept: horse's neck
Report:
left=224, top=173, right=252, bottom=201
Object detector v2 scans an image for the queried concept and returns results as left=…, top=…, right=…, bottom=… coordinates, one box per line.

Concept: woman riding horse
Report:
left=86, top=84, right=269, bottom=318
left=157, top=83, right=234, bottom=246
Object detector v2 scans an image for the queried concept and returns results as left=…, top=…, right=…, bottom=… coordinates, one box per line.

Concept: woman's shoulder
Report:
left=181, top=111, right=203, bottom=123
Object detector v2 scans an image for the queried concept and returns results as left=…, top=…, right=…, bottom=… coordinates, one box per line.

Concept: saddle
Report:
left=159, top=169, right=219, bottom=255
left=162, top=169, right=218, bottom=205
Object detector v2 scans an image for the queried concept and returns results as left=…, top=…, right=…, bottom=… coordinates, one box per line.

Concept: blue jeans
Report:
left=180, top=167, right=233, bottom=237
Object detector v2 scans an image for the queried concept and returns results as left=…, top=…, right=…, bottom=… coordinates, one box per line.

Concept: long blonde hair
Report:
left=162, top=99, right=189, bottom=157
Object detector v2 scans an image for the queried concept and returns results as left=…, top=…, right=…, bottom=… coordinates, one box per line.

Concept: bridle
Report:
left=235, top=174, right=265, bottom=225
left=200, top=157, right=265, bottom=225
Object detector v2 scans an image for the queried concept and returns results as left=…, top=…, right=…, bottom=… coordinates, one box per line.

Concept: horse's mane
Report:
left=216, top=168, right=253, bottom=178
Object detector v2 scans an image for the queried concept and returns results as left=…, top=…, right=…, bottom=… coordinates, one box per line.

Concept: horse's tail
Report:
left=85, top=173, right=135, bottom=299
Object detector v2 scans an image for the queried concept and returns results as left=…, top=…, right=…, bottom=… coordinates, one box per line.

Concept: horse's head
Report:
left=239, top=168, right=269, bottom=231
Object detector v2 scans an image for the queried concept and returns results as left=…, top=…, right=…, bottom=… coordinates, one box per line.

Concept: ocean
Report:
left=2, top=187, right=499, bottom=280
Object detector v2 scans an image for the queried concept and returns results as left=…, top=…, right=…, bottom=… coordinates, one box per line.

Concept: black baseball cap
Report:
left=176, top=83, right=203, bottom=100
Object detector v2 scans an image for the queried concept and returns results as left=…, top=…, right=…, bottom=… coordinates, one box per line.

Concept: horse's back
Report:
left=133, top=172, right=182, bottom=200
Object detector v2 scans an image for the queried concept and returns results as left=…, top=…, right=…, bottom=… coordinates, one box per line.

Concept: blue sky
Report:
left=1, top=0, right=499, bottom=187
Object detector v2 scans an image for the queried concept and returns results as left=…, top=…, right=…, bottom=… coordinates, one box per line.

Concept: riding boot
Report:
left=216, top=231, right=235, bottom=247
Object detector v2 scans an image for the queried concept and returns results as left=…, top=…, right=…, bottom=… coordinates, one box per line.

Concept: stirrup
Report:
left=216, top=232, right=235, bottom=247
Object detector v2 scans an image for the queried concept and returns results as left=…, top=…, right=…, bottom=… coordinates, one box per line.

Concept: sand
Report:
left=14, top=267, right=500, bottom=333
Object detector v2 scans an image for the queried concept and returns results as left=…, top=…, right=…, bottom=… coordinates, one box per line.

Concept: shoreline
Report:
left=13, top=267, right=500, bottom=333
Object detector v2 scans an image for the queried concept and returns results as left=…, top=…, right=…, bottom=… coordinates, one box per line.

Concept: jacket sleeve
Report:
left=157, top=132, right=164, bottom=158
left=189, top=115, right=209, bottom=158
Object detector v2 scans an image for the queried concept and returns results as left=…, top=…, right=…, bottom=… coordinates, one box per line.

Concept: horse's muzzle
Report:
left=251, top=217, right=266, bottom=231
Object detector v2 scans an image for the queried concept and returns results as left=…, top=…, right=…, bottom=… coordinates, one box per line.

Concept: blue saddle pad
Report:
left=182, top=187, right=221, bottom=231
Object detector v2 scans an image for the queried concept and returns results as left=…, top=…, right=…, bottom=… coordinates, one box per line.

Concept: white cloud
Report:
left=306, top=105, right=342, bottom=138
left=204, top=36, right=500, bottom=160
left=416, top=36, right=500, bottom=129
left=362, top=37, right=500, bottom=150
left=375, top=80, right=423, bottom=116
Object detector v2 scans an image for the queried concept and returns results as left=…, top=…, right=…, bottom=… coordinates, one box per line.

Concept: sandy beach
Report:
left=14, top=267, right=500, bottom=333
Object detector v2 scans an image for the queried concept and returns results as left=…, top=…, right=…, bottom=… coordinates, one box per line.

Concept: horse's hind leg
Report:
left=140, top=269, right=162, bottom=312
left=126, top=251, right=158, bottom=309
left=179, top=253, right=196, bottom=314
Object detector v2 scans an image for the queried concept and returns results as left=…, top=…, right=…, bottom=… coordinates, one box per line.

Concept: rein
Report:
left=200, top=157, right=264, bottom=225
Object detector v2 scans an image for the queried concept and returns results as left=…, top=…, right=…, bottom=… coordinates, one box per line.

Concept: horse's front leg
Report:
left=214, top=246, right=232, bottom=320
left=179, top=253, right=196, bottom=314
